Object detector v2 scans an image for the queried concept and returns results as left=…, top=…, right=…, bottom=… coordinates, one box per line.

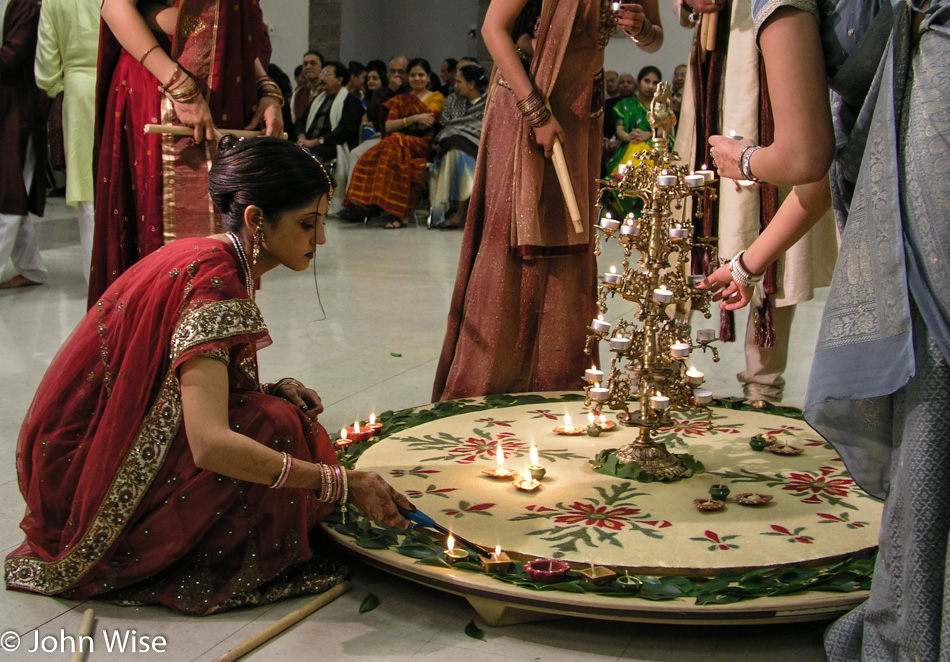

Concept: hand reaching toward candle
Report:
left=614, top=3, right=647, bottom=36
left=708, top=134, right=754, bottom=181
left=274, top=381, right=325, bottom=420
left=698, top=262, right=754, bottom=310
left=346, top=470, right=413, bottom=529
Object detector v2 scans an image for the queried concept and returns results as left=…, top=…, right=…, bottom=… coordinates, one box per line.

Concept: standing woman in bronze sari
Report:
left=87, top=0, right=284, bottom=306
left=432, top=0, right=662, bottom=401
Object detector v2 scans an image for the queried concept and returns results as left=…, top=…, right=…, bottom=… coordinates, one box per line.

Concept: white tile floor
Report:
left=0, top=199, right=832, bottom=661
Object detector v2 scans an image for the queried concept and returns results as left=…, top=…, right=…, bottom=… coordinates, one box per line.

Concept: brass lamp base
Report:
left=615, top=442, right=689, bottom=480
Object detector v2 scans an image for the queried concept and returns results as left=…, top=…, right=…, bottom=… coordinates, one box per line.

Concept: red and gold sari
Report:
left=344, top=91, right=444, bottom=219
left=88, top=0, right=268, bottom=307
left=5, top=238, right=345, bottom=615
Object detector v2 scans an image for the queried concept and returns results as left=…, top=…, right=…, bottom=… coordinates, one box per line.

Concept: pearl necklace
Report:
left=227, top=231, right=254, bottom=299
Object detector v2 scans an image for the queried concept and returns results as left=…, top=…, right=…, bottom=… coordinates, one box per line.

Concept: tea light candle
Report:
left=697, top=166, right=715, bottom=182
left=669, top=226, right=689, bottom=239
left=684, top=174, right=705, bottom=188
left=688, top=274, right=706, bottom=288
left=685, top=365, right=705, bottom=385
left=603, top=266, right=622, bottom=286
left=585, top=365, right=605, bottom=384
left=657, top=174, right=677, bottom=187
left=693, top=388, right=713, bottom=404
left=444, top=535, right=468, bottom=564
left=611, top=1, right=621, bottom=10
left=590, top=315, right=611, bottom=335
left=609, top=335, right=631, bottom=352
left=620, top=219, right=638, bottom=236
left=589, top=384, right=610, bottom=402
left=697, top=328, right=717, bottom=343
left=617, top=162, right=627, bottom=175
left=653, top=285, right=673, bottom=303
left=599, top=213, right=620, bottom=232
left=651, top=393, right=671, bottom=410
left=671, top=341, right=691, bottom=358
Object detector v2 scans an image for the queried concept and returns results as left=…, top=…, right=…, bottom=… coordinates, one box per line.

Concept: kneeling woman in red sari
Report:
left=343, top=58, right=444, bottom=228
left=5, top=137, right=412, bottom=615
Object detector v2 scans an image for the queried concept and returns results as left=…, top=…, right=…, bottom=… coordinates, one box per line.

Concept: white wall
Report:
left=259, top=0, right=309, bottom=78
left=340, top=1, right=481, bottom=67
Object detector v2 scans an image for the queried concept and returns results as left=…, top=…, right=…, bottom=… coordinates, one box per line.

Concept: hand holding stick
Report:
left=551, top=137, right=584, bottom=234
left=144, top=124, right=288, bottom=140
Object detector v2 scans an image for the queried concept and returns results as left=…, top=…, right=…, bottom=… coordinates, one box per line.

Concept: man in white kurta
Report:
left=673, top=0, right=839, bottom=405
left=34, top=0, right=98, bottom=283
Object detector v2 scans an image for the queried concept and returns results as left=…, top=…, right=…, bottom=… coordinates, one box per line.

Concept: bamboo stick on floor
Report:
left=212, top=581, right=351, bottom=662
left=69, top=608, right=96, bottom=662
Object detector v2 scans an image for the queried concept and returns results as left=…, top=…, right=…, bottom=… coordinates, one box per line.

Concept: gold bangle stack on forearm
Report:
left=516, top=88, right=552, bottom=128
left=256, top=76, right=285, bottom=107
left=633, top=19, right=658, bottom=47
left=159, top=64, right=202, bottom=104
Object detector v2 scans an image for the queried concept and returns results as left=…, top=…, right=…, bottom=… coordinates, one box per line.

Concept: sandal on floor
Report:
left=383, top=215, right=408, bottom=229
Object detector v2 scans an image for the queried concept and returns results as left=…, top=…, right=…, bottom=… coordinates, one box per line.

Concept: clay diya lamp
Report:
left=336, top=429, right=354, bottom=450
left=749, top=435, right=769, bottom=451
left=513, top=469, right=541, bottom=492
left=443, top=535, right=469, bottom=565
left=579, top=564, right=617, bottom=586
left=554, top=413, right=586, bottom=436
left=526, top=446, right=546, bottom=481
left=734, top=493, right=774, bottom=507
left=768, top=443, right=804, bottom=456
left=481, top=546, right=513, bottom=574
left=343, top=421, right=373, bottom=443
left=709, top=484, right=731, bottom=501
left=616, top=574, right=643, bottom=594
left=523, top=559, right=570, bottom=584
left=693, top=498, right=725, bottom=512
left=363, top=413, right=383, bottom=437
left=483, top=439, right=520, bottom=479
left=596, top=414, right=617, bottom=432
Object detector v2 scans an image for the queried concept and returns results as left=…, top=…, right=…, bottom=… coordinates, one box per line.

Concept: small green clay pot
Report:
left=749, top=435, right=768, bottom=451
left=586, top=425, right=602, bottom=437
left=709, top=484, right=731, bottom=500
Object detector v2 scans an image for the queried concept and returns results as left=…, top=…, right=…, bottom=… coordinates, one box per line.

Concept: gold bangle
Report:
left=140, top=44, right=161, bottom=65
left=402, top=117, right=408, bottom=128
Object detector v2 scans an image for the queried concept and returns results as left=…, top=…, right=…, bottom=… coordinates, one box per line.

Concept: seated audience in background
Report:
left=439, top=58, right=457, bottom=95
left=346, top=61, right=366, bottom=99
left=359, top=60, right=388, bottom=141
left=292, top=50, right=323, bottom=122
left=605, top=69, right=619, bottom=99
left=428, top=64, right=488, bottom=230
left=343, top=58, right=444, bottom=228
left=672, top=63, right=686, bottom=90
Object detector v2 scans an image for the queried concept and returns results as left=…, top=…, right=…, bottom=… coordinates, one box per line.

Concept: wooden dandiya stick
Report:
left=703, top=10, right=719, bottom=52
left=144, top=124, right=289, bottom=140
left=69, top=608, right=96, bottom=662
left=212, top=581, right=351, bottom=662
left=551, top=137, right=584, bottom=234
left=699, top=13, right=711, bottom=60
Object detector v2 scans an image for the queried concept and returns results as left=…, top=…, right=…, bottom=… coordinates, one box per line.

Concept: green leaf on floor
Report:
left=464, top=620, right=485, bottom=641
left=359, top=593, right=380, bottom=614
left=390, top=352, right=402, bottom=357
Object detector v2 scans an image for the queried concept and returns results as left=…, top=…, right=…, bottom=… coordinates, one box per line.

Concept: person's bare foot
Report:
left=0, top=275, right=42, bottom=290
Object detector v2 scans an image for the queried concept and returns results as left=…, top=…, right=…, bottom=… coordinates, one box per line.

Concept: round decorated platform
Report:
left=322, top=393, right=880, bottom=625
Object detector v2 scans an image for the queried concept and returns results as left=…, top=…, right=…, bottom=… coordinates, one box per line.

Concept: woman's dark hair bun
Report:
left=216, top=134, right=242, bottom=155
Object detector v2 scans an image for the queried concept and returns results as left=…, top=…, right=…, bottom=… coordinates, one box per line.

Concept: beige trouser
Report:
left=737, top=287, right=795, bottom=403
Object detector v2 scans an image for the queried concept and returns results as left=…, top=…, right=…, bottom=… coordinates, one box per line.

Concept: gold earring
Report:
left=252, top=223, right=264, bottom=266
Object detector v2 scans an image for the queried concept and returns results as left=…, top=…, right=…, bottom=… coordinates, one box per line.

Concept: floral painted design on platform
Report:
left=509, top=482, right=671, bottom=557
left=441, top=501, right=496, bottom=518
left=711, top=465, right=872, bottom=510
left=761, top=524, right=814, bottom=544
left=527, top=409, right=559, bottom=420
left=690, top=530, right=740, bottom=551
left=816, top=512, right=870, bottom=529
left=404, top=484, right=458, bottom=500
left=389, top=465, right=441, bottom=480
left=473, top=417, right=515, bottom=428
left=664, top=416, right=742, bottom=438
left=398, top=429, right=525, bottom=464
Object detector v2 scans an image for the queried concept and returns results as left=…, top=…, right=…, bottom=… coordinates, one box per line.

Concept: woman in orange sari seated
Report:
left=5, top=137, right=411, bottom=615
left=343, top=58, right=444, bottom=228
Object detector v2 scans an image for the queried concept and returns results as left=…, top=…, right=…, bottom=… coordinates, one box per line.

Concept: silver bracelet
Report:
left=729, top=250, right=764, bottom=288
left=738, top=145, right=765, bottom=183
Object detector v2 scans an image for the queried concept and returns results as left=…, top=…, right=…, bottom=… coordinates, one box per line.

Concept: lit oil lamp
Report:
left=481, top=545, right=513, bottom=574
left=527, top=444, right=546, bottom=480
left=336, top=428, right=353, bottom=449
left=597, top=413, right=617, bottom=432
left=364, top=412, right=383, bottom=436
left=343, top=420, right=372, bottom=443
left=554, top=413, right=586, bottom=436
left=586, top=411, right=602, bottom=437
left=482, top=438, right=519, bottom=478
left=513, top=467, right=541, bottom=492
left=443, top=535, right=468, bottom=564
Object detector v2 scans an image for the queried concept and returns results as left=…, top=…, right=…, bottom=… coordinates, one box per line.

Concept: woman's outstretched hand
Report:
left=698, top=262, right=755, bottom=310
left=345, top=470, right=413, bottom=529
